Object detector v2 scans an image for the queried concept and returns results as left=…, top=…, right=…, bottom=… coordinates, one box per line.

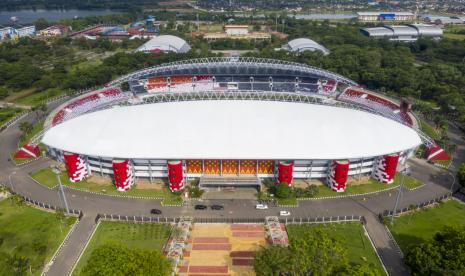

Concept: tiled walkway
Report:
left=178, top=224, right=267, bottom=276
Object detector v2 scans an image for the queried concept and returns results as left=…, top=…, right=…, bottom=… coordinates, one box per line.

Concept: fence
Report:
left=379, top=193, right=450, bottom=218
left=0, top=111, right=29, bottom=133
left=95, top=213, right=365, bottom=225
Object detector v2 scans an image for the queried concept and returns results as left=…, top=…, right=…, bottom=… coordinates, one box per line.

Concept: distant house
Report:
left=357, top=12, right=415, bottom=22
left=0, top=25, right=35, bottom=41
left=281, top=38, right=330, bottom=55
left=423, top=16, right=465, bottom=25
left=224, top=25, right=249, bottom=36
left=37, top=25, right=71, bottom=37
left=360, top=24, right=443, bottom=42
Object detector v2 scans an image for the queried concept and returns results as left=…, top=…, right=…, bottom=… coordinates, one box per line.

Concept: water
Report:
left=0, top=9, right=121, bottom=25
left=234, top=13, right=357, bottom=20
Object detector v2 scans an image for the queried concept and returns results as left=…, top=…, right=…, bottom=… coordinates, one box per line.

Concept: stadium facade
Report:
left=41, top=58, right=429, bottom=193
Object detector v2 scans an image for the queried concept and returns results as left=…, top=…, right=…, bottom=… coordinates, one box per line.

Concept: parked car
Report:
left=150, top=209, right=162, bottom=215
left=195, top=204, right=207, bottom=210
left=211, top=205, right=224, bottom=210
left=256, top=204, right=268, bottom=210
left=279, top=210, right=291, bottom=216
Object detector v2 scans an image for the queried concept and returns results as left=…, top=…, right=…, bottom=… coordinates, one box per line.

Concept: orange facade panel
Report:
left=240, top=160, right=257, bottom=175
left=222, top=160, right=238, bottom=175
left=258, top=160, right=274, bottom=174
left=186, top=160, right=202, bottom=174
left=204, top=160, right=220, bottom=175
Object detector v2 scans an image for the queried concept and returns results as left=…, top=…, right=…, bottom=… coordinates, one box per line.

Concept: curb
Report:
left=63, top=185, right=165, bottom=200
left=28, top=174, right=57, bottom=190
left=297, top=184, right=400, bottom=201
left=384, top=225, right=404, bottom=258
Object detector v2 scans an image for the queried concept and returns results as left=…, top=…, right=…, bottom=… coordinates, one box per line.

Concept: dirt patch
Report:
left=87, top=175, right=112, bottom=186
left=347, top=176, right=372, bottom=186
left=135, top=179, right=166, bottom=190
left=292, top=179, right=325, bottom=188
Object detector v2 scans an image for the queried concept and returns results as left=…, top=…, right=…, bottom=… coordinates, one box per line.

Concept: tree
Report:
left=81, top=243, right=171, bottom=276
left=18, top=121, right=33, bottom=135
left=0, top=87, right=8, bottom=99
left=457, top=163, right=465, bottom=188
left=405, top=226, right=465, bottom=275
left=253, top=245, right=291, bottom=275
left=254, top=229, right=351, bottom=275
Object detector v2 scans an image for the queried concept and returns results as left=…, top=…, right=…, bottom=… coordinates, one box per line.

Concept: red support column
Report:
left=278, top=161, right=294, bottom=186
left=63, top=152, right=88, bottom=182
left=373, top=154, right=400, bottom=184
left=328, top=160, right=349, bottom=192
left=112, top=159, right=134, bottom=192
left=168, top=160, right=184, bottom=191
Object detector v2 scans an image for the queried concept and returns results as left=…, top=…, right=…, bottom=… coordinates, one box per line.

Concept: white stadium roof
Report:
left=42, top=100, right=421, bottom=160
left=282, top=38, right=330, bottom=55
left=136, top=35, right=191, bottom=53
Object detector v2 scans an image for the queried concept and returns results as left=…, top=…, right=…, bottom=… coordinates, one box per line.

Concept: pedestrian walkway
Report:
left=44, top=213, right=97, bottom=276
left=364, top=214, right=409, bottom=276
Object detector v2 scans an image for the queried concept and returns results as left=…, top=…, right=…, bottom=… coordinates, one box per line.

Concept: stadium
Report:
left=39, top=57, right=431, bottom=193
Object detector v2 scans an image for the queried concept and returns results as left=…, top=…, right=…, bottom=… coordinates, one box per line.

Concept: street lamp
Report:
left=391, top=166, right=409, bottom=226
left=448, top=170, right=456, bottom=196
left=52, top=165, right=69, bottom=214
left=8, top=171, right=16, bottom=193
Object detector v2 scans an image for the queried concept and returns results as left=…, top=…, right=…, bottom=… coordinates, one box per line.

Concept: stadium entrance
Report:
left=199, top=175, right=262, bottom=191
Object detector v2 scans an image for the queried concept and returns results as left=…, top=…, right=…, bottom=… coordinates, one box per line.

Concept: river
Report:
left=0, top=9, right=121, bottom=25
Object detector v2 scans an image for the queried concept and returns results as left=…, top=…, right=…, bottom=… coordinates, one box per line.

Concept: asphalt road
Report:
left=1, top=102, right=463, bottom=276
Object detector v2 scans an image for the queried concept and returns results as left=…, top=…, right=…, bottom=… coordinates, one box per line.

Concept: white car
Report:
left=255, top=204, right=269, bottom=210
left=279, top=211, right=291, bottom=216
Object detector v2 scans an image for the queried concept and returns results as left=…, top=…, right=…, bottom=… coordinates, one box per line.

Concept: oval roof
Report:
left=42, top=100, right=421, bottom=160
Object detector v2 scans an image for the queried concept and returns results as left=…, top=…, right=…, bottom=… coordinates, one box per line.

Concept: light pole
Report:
left=52, top=166, right=69, bottom=214
left=448, top=170, right=456, bottom=196
left=391, top=166, right=409, bottom=226
left=8, top=171, right=16, bottom=193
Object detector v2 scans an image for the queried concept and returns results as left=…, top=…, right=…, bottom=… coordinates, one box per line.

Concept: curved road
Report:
left=1, top=105, right=463, bottom=276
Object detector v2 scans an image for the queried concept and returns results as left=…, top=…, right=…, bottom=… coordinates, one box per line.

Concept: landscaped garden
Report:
left=30, top=168, right=183, bottom=205
left=386, top=199, right=465, bottom=252
left=0, top=196, right=76, bottom=275
left=286, top=222, right=385, bottom=275
left=73, top=221, right=172, bottom=275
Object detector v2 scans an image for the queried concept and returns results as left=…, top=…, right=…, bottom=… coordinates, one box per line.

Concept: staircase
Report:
left=199, top=175, right=262, bottom=190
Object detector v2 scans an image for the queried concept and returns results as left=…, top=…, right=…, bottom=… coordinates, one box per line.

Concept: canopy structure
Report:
left=42, top=100, right=422, bottom=160
left=136, top=35, right=191, bottom=53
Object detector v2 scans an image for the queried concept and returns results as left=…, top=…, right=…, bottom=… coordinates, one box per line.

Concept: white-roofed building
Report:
left=360, top=24, right=442, bottom=41
left=281, top=38, right=330, bottom=55
left=136, top=35, right=191, bottom=53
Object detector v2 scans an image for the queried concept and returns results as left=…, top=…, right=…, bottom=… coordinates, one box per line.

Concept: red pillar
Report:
left=373, top=154, right=399, bottom=184
left=168, top=160, right=184, bottom=191
left=112, top=159, right=134, bottom=191
left=278, top=161, right=293, bottom=186
left=63, top=152, right=88, bottom=182
left=328, top=160, right=349, bottom=192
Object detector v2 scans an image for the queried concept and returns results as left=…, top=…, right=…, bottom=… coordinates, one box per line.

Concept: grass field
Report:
left=444, top=24, right=465, bottom=41
left=73, top=221, right=171, bottom=275
left=314, top=173, right=422, bottom=198
left=30, top=168, right=183, bottom=204
left=0, top=107, right=24, bottom=127
left=420, top=120, right=441, bottom=141
left=386, top=199, right=465, bottom=252
left=0, top=198, right=76, bottom=275
left=286, top=222, right=385, bottom=274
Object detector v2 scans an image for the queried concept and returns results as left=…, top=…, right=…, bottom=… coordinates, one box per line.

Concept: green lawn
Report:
left=0, top=198, right=76, bottom=275
left=386, top=199, right=465, bottom=253
left=314, top=173, right=422, bottom=198
left=16, top=88, right=64, bottom=106
left=277, top=197, right=298, bottom=205
left=420, top=120, right=441, bottom=141
left=286, top=222, right=385, bottom=274
left=0, top=107, right=24, bottom=127
left=30, top=168, right=183, bottom=204
left=73, top=221, right=171, bottom=275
